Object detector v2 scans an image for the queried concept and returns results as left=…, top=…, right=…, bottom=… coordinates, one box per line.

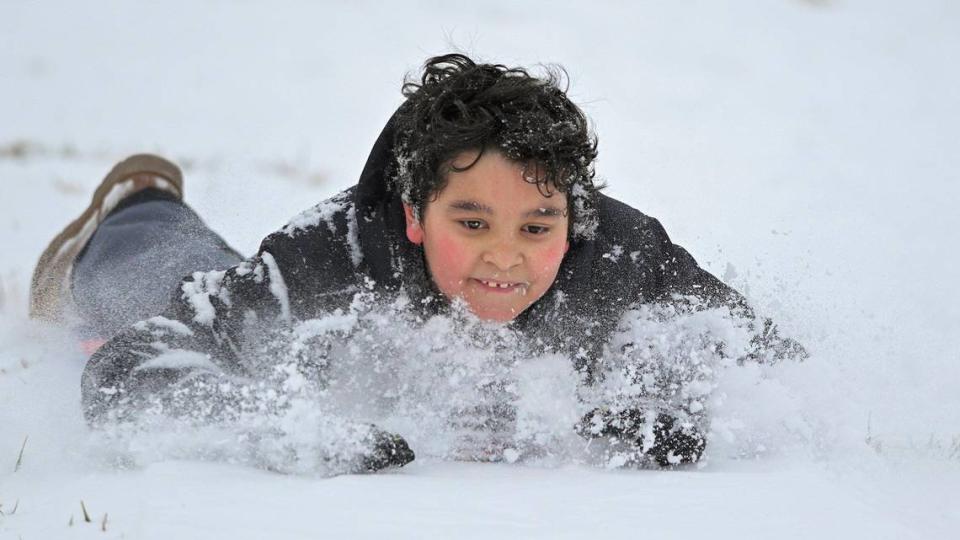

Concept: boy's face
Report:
left=403, top=150, right=570, bottom=322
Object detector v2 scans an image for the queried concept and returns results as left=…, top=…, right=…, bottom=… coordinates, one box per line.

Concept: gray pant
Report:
left=72, top=190, right=243, bottom=337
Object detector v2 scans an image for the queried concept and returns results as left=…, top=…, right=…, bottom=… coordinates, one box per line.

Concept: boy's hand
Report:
left=358, top=425, right=416, bottom=472
left=576, top=407, right=706, bottom=466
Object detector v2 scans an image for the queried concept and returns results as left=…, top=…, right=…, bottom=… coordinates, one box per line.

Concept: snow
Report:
left=281, top=190, right=351, bottom=237
left=344, top=202, right=363, bottom=267
left=259, top=251, right=291, bottom=322
left=134, top=349, right=220, bottom=374
left=2, top=1, right=960, bottom=539
left=180, top=270, right=228, bottom=326
left=132, top=316, right=195, bottom=337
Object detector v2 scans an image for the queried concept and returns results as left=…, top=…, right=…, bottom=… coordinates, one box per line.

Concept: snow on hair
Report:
left=390, top=53, right=603, bottom=240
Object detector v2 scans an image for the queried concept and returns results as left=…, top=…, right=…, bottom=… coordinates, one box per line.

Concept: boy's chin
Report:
left=474, top=312, right=519, bottom=323
left=463, top=301, right=529, bottom=323
left=444, top=290, right=537, bottom=323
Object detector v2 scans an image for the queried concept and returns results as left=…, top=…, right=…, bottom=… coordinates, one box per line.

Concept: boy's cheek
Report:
left=426, top=232, right=472, bottom=281
left=550, top=241, right=569, bottom=260
left=537, top=242, right=569, bottom=271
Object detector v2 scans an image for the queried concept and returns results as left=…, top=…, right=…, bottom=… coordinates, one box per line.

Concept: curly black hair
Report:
left=390, top=54, right=602, bottom=238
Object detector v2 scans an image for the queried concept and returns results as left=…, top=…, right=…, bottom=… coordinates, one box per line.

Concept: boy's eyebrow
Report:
left=524, top=207, right=567, bottom=218
left=447, top=200, right=494, bottom=214
left=446, top=200, right=567, bottom=218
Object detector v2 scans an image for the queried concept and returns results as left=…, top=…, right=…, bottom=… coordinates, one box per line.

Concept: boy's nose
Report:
left=481, top=239, right=523, bottom=270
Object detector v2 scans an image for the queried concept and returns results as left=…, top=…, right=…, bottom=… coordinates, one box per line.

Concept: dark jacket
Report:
left=81, top=115, right=802, bottom=425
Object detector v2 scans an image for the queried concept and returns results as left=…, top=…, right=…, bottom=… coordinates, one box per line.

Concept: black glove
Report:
left=357, top=426, right=416, bottom=472
left=577, top=407, right=706, bottom=466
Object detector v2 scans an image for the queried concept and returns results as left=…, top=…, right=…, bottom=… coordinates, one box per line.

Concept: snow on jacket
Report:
left=81, top=113, right=804, bottom=428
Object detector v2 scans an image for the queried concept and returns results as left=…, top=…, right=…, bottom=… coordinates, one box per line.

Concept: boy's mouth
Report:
left=472, top=278, right=528, bottom=293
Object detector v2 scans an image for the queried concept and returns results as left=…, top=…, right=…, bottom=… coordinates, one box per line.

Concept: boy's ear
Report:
left=403, top=203, right=424, bottom=245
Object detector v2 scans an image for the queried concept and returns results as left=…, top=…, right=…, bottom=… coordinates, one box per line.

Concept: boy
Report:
left=32, top=54, right=803, bottom=473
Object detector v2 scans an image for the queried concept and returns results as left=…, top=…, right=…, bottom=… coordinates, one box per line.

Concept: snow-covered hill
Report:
left=2, top=1, right=958, bottom=538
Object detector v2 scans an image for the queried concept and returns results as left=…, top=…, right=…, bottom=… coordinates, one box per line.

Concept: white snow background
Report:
left=1, top=1, right=958, bottom=538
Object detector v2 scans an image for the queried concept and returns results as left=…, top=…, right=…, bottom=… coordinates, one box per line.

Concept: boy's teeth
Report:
left=482, top=280, right=513, bottom=288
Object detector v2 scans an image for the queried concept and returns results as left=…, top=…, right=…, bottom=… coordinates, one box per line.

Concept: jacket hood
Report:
left=355, top=109, right=402, bottom=227
left=351, top=109, right=438, bottom=302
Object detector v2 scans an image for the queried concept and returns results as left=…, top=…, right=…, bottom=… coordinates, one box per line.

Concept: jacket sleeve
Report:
left=655, top=220, right=808, bottom=365
left=580, top=232, right=805, bottom=466
left=80, top=192, right=364, bottom=426
left=577, top=200, right=808, bottom=466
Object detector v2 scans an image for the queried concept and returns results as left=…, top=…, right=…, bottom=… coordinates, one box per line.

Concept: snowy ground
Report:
left=2, top=1, right=959, bottom=538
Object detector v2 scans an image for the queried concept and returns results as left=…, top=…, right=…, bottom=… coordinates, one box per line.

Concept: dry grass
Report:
left=67, top=501, right=109, bottom=531
left=0, top=499, right=20, bottom=516
left=263, top=159, right=329, bottom=187
left=0, top=139, right=78, bottom=161
left=51, top=177, right=86, bottom=196
left=14, top=435, right=27, bottom=472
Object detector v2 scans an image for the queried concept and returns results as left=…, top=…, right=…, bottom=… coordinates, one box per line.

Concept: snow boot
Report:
left=29, top=154, right=184, bottom=322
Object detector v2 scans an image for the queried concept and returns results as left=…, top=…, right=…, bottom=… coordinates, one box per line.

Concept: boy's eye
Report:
left=523, top=225, right=550, bottom=235
left=460, top=220, right=485, bottom=230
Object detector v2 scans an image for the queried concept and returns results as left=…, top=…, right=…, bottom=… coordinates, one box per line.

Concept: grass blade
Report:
left=14, top=435, right=28, bottom=472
